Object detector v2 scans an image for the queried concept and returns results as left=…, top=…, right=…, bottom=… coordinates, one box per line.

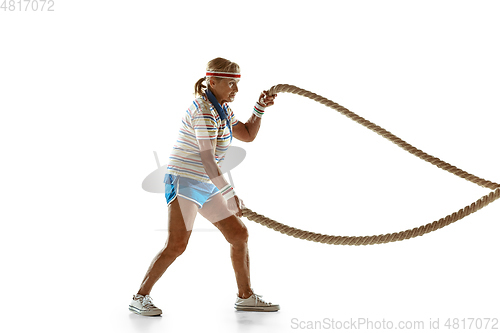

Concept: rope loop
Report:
left=242, top=84, right=499, bottom=246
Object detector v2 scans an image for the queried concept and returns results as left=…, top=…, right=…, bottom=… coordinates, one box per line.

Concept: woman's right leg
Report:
left=137, top=197, right=198, bottom=296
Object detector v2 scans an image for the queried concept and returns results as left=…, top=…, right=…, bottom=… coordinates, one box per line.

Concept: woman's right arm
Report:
left=198, top=138, right=228, bottom=189
left=198, top=139, right=244, bottom=217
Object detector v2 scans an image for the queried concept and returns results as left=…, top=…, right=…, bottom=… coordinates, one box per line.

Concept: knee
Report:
left=164, top=239, right=188, bottom=257
left=228, top=224, right=249, bottom=246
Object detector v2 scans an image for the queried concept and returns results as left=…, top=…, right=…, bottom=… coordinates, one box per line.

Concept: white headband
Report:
left=206, top=71, right=241, bottom=79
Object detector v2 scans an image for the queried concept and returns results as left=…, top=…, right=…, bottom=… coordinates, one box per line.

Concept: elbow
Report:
left=241, top=135, right=254, bottom=143
left=200, top=151, right=217, bottom=167
left=242, top=137, right=255, bottom=143
left=200, top=150, right=213, bottom=161
left=243, top=124, right=256, bottom=142
left=235, top=134, right=254, bottom=143
left=244, top=131, right=256, bottom=142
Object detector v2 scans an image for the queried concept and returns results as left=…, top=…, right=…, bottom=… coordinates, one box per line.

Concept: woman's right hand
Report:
left=227, top=195, right=244, bottom=218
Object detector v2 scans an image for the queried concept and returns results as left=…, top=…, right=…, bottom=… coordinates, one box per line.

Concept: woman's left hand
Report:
left=257, top=90, right=277, bottom=107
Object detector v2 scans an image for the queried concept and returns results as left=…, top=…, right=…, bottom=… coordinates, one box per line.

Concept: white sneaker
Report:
left=129, top=294, right=162, bottom=316
left=234, top=292, right=280, bottom=312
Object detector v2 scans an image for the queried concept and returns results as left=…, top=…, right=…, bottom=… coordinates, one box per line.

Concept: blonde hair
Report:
left=194, top=57, right=240, bottom=97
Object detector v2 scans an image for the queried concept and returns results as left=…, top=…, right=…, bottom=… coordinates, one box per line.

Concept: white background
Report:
left=1, top=1, right=499, bottom=332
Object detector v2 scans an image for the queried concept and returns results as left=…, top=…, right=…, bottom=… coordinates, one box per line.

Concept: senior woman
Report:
left=129, top=57, right=279, bottom=316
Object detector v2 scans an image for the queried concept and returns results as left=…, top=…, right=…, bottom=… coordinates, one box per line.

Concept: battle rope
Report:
left=241, top=84, right=500, bottom=246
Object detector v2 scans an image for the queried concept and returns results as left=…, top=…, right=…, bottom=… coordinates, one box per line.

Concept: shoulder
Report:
left=193, top=95, right=215, bottom=115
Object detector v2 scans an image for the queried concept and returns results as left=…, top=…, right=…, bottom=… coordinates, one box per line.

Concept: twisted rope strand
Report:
left=242, top=187, right=500, bottom=246
left=241, top=84, right=499, bottom=246
left=268, top=84, right=499, bottom=190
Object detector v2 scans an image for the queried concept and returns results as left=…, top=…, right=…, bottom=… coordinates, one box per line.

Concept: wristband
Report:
left=253, top=102, right=266, bottom=118
left=221, top=184, right=236, bottom=201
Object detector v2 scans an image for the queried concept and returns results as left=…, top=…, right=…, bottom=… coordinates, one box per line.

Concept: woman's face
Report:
left=210, top=77, right=239, bottom=105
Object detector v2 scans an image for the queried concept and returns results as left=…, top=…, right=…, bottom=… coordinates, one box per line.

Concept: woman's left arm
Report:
left=232, top=90, right=277, bottom=142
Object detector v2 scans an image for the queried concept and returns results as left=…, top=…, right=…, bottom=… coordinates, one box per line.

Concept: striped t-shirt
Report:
left=165, top=94, right=240, bottom=183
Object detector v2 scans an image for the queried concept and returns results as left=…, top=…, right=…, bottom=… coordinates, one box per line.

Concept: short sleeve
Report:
left=192, top=101, right=218, bottom=140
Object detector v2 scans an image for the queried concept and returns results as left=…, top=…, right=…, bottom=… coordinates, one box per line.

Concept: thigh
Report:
left=168, top=196, right=199, bottom=235
left=198, top=193, right=234, bottom=224
left=198, top=194, right=247, bottom=243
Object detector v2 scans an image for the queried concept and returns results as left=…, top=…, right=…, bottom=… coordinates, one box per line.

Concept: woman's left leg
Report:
left=198, top=193, right=253, bottom=298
